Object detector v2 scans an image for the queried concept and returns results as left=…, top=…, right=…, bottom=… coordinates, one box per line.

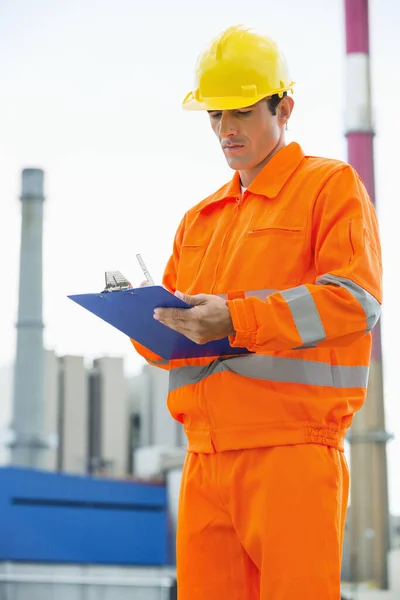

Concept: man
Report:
left=132, top=25, right=382, bottom=600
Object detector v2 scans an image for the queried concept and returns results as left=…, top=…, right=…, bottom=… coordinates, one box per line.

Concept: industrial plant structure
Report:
left=3, top=2, right=397, bottom=597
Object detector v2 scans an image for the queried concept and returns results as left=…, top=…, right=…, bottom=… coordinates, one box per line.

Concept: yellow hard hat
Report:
left=182, top=25, right=295, bottom=111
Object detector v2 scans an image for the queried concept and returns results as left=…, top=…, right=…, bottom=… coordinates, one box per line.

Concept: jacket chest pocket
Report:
left=176, top=244, right=208, bottom=293
left=239, top=224, right=307, bottom=289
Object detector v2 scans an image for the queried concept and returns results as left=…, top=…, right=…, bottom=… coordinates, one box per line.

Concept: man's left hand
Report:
left=153, top=291, right=235, bottom=344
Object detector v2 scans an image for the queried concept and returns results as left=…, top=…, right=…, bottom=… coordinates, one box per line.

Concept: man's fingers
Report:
left=156, top=318, right=207, bottom=343
left=153, top=308, right=197, bottom=333
left=175, top=291, right=208, bottom=306
left=156, top=315, right=197, bottom=336
left=154, top=306, right=193, bottom=321
left=156, top=315, right=187, bottom=328
left=158, top=319, right=193, bottom=334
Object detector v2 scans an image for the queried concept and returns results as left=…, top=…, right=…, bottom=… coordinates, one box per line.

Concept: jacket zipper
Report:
left=211, top=196, right=242, bottom=293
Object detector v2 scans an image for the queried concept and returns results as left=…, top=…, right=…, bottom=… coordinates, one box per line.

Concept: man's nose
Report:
left=218, top=112, right=238, bottom=138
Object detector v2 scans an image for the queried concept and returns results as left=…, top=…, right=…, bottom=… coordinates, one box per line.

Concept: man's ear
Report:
left=278, top=96, right=294, bottom=126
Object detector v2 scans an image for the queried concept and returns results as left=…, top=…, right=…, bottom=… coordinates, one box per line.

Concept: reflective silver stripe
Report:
left=317, top=274, right=381, bottom=333
left=280, top=286, right=326, bottom=348
left=246, top=289, right=277, bottom=300
left=147, top=358, right=170, bottom=367
left=169, top=355, right=369, bottom=392
left=218, top=289, right=277, bottom=301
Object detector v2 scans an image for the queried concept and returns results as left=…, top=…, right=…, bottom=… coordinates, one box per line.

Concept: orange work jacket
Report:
left=132, top=142, right=382, bottom=454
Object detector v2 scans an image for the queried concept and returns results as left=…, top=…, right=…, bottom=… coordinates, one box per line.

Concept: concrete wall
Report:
left=96, top=357, right=129, bottom=475
left=42, top=350, right=58, bottom=471
left=60, top=355, right=88, bottom=474
left=341, top=549, right=400, bottom=598
left=390, top=514, right=400, bottom=549
left=388, top=548, right=400, bottom=592
left=42, top=354, right=88, bottom=474
left=149, top=366, right=181, bottom=447
left=132, top=365, right=185, bottom=449
left=135, top=366, right=152, bottom=447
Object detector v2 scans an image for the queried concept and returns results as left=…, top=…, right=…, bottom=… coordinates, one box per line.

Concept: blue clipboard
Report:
left=68, top=285, right=249, bottom=360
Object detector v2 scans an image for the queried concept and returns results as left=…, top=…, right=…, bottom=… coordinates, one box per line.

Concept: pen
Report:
left=136, top=254, right=155, bottom=285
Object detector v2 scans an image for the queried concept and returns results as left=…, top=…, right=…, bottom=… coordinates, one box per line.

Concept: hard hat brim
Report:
left=182, top=85, right=295, bottom=111
left=182, top=94, right=267, bottom=111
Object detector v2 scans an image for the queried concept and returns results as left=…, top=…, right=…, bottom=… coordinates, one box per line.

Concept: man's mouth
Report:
left=223, top=144, right=245, bottom=153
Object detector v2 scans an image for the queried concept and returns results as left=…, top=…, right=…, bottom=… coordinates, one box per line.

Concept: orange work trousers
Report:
left=176, top=444, right=349, bottom=600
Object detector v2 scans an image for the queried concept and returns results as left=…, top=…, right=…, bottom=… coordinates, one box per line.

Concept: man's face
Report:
left=208, top=98, right=289, bottom=171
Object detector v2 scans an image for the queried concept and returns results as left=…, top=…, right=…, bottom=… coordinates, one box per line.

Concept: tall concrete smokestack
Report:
left=11, top=169, right=46, bottom=468
left=344, top=0, right=391, bottom=589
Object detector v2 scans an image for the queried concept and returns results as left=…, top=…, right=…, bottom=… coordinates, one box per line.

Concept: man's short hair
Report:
left=266, top=91, right=288, bottom=115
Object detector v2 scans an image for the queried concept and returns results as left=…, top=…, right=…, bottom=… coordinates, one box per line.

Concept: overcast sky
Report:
left=1, top=0, right=399, bottom=512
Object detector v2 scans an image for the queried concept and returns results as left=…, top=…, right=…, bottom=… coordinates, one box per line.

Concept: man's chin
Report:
left=224, top=155, right=249, bottom=170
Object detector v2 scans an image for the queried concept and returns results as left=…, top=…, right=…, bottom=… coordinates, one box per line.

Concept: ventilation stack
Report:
left=344, top=0, right=391, bottom=588
left=11, top=169, right=46, bottom=467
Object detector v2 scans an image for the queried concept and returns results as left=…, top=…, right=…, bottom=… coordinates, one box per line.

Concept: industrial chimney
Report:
left=344, top=0, right=392, bottom=589
left=11, top=169, right=46, bottom=467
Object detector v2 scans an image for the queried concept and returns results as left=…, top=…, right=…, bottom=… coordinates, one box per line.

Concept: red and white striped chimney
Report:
left=344, top=0, right=391, bottom=589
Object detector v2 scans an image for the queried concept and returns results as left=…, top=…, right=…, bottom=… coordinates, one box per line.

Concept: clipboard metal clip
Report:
left=103, top=270, right=132, bottom=292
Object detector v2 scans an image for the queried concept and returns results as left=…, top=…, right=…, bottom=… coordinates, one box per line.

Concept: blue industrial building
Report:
left=0, top=467, right=169, bottom=566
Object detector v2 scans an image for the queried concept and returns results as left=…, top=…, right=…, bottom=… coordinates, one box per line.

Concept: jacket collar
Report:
left=198, top=142, right=305, bottom=212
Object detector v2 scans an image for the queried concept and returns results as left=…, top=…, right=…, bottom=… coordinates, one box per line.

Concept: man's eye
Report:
left=236, top=110, right=252, bottom=116
left=210, top=112, right=222, bottom=119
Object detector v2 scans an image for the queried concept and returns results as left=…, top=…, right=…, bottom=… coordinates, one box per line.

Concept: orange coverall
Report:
left=132, top=142, right=382, bottom=599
